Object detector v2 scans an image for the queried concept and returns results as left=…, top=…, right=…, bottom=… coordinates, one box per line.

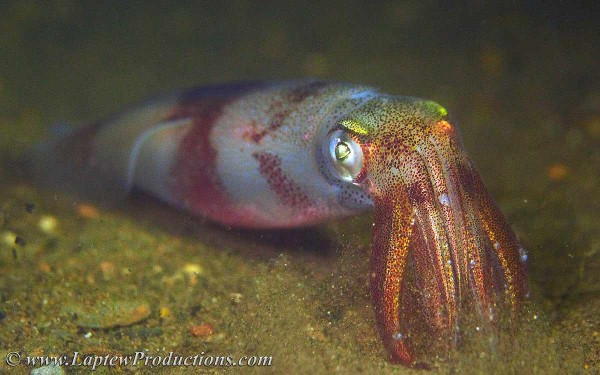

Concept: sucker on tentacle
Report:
left=35, top=80, right=528, bottom=367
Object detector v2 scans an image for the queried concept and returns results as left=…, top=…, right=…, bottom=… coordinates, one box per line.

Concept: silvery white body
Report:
left=73, top=81, right=376, bottom=227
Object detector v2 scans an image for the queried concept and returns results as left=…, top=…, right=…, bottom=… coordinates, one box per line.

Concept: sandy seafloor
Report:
left=0, top=2, right=598, bottom=374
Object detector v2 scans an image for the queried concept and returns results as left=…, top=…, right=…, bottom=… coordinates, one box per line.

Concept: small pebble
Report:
left=66, top=300, right=151, bottom=329
left=14, top=236, right=25, bottom=247
left=547, top=163, right=568, bottom=181
left=0, top=310, right=6, bottom=321
left=190, top=304, right=202, bottom=317
left=229, top=293, right=243, bottom=304
left=25, top=202, right=35, bottom=213
left=77, top=204, right=99, bottom=219
left=38, top=215, right=58, bottom=235
left=190, top=323, right=215, bottom=338
left=38, top=262, right=52, bottom=273
left=30, top=364, right=66, bottom=375
left=183, top=263, right=204, bottom=276
left=183, top=263, right=204, bottom=286
left=86, top=274, right=96, bottom=285
left=306, top=324, right=326, bottom=342
left=99, top=261, right=116, bottom=278
left=1, top=231, right=17, bottom=246
left=159, top=307, right=172, bottom=318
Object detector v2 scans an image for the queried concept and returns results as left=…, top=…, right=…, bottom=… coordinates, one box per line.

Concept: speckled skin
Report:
left=344, top=97, right=528, bottom=366
left=55, top=80, right=528, bottom=367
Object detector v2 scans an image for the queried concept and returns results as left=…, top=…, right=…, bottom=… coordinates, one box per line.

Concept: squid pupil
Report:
left=335, top=141, right=351, bottom=161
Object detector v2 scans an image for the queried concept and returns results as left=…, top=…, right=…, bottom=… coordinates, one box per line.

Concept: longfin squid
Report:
left=37, top=80, right=528, bottom=367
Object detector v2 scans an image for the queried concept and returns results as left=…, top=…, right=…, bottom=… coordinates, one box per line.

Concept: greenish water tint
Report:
left=0, top=2, right=598, bottom=373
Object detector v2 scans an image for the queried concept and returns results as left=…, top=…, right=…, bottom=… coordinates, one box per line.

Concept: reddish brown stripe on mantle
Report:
left=244, top=81, right=327, bottom=144
left=168, top=86, right=261, bottom=222
left=253, top=151, right=313, bottom=209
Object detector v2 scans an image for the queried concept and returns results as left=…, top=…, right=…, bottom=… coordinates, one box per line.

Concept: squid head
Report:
left=322, top=96, right=528, bottom=367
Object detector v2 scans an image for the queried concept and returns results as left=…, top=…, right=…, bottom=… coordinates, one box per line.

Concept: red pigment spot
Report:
left=406, top=182, right=428, bottom=205
left=241, top=108, right=286, bottom=144
left=240, top=120, right=265, bottom=143
left=268, top=108, right=291, bottom=131
left=243, top=127, right=270, bottom=144
left=247, top=106, right=291, bottom=144
left=248, top=81, right=326, bottom=144
left=253, top=151, right=312, bottom=209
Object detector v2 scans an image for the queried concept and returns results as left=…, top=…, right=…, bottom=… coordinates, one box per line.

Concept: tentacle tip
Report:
left=384, top=338, right=434, bottom=369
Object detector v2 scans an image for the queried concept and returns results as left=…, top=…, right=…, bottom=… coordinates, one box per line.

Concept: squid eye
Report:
left=335, top=142, right=351, bottom=161
left=327, top=130, right=364, bottom=182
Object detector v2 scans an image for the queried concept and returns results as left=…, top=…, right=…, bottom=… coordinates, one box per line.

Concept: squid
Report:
left=42, top=80, right=528, bottom=367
